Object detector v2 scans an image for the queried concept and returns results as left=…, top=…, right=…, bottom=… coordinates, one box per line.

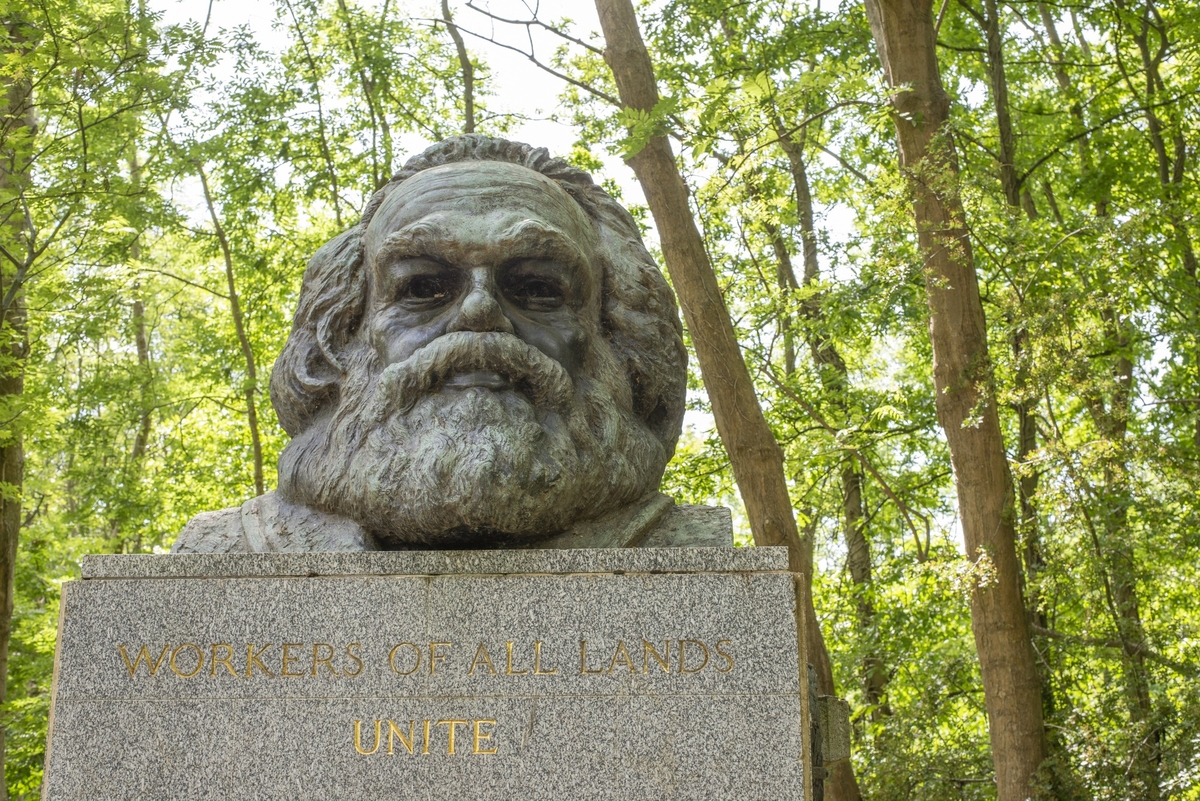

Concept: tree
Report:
left=0, top=1, right=178, bottom=790
left=2, top=0, right=1199, bottom=795
left=592, top=1, right=863, bottom=798
left=0, top=15, right=33, bottom=798
left=861, top=0, right=1049, bottom=796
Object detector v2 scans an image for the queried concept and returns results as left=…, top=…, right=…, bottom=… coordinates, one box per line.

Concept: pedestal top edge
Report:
left=80, top=546, right=792, bottom=580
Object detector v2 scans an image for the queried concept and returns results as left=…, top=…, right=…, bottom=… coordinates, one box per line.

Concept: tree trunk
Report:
left=592, top=1, right=861, bottom=798
left=126, top=240, right=152, bottom=551
left=972, top=13, right=1080, bottom=784
left=128, top=153, right=152, bottom=471
left=0, top=15, right=34, bottom=799
left=975, top=0, right=1055, bottom=722
left=1071, top=2, right=1169, bottom=787
left=1083, top=313, right=1160, bottom=799
left=1037, top=2, right=1099, bottom=213
left=1113, top=0, right=1200, bottom=449
left=774, top=125, right=889, bottom=718
left=130, top=291, right=152, bottom=465
left=198, top=167, right=265, bottom=497
left=281, top=0, right=344, bottom=226
left=763, top=213, right=798, bottom=375
left=123, top=179, right=153, bottom=550
left=1013, top=331, right=1046, bottom=631
left=862, top=0, right=1048, bottom=797
left=979, top=0, right=1020, bottom=209
left=441, top=0, right=475, bottom=134
left=335, top=0, right=393, bottom=189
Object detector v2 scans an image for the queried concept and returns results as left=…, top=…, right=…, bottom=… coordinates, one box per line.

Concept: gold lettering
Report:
left=473, top=719, right=498, bottom=755
left=679, top=639, right=710, bottom=674
left=344, top=643, right=364, bottom=677
left=429, top=642, right=451, bottom=675
left=281, top=643, right=305, bottom=677
left=389, top=643, right=422, bottom=676
left=437, top=719, right=469, bottom=755
left=642, top=640, right=671, bottom=674
left=468, top=643, right=497, bottom=676
left=608, top=640, right=636, bottom=674
left=210, top=643, right=238, bottom=677
left=714, top=639, right=735, bottom=673
left=505, top=641, right=529, bottom=675
left=422, top=719, right=431, bottom=755
left=245, top=643, right=273, bottom=677
left=388, top=720, right=416, bottom=755
left=578, top=640, right=604, bottom=674
left=169, top=643, right=203, bottom=678
left=353, top=720, right=382, bottom=755
left=311, top=643, right=339, bottom=677
left=117, top=644, right=169, bottom=677
left=532, top=641, right=558, bottom=675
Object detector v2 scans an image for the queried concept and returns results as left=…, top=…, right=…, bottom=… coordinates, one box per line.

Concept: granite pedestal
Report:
left=44, top=547, right=810, bottom=800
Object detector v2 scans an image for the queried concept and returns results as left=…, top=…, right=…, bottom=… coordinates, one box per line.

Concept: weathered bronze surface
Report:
left=173, top=136, right=702, bottom=553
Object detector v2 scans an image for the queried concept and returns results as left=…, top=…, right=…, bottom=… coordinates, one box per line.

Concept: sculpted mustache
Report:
left=369, top=331, right=575, bottom=418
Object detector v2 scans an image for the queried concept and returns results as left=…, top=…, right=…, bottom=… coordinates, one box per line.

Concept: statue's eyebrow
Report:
left=374, top=222, right=453, bottom=264
left=373, top=218, right=590, bottom=271
left=493, top=220, right=589, bottom=269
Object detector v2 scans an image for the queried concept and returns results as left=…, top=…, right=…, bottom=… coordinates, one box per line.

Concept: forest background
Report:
left=0, top=0, right=1198, bottom=797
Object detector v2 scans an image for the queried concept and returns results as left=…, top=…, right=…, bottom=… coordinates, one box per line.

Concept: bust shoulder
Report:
left=171, top=492, right=378, bottom=553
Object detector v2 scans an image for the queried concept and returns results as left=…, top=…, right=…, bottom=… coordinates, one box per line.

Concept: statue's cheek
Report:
left=368, top=308, right=452, bottom=367
left=510, top=315, right=589, bottom=379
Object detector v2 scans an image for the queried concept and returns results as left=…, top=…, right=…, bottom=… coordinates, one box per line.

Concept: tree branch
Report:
left=463, top=1, right=605, bottom=56
left=449, top=22, right=622, bottom=108
left=1031, top=624, right=1196, bottom=677
left=765, top=367, right=933, bottom=560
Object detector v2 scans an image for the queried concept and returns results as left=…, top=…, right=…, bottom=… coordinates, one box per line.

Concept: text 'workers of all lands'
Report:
left=116, top=638, right=737, bottom=678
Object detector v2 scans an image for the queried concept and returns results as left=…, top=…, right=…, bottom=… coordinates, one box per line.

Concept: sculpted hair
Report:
left=269, top=135, right=687, bottom=451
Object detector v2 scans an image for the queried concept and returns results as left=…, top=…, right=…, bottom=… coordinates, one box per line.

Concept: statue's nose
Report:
left=450, top=269, right=515, bottom=334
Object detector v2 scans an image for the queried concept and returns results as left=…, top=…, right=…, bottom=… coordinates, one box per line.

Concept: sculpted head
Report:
left=269, top=135, right=687, bottom=547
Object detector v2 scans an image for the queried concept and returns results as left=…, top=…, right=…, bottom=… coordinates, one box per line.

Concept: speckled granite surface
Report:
left=82, top=544, right=785, bottom=580
left=45, top=548, right=807, bottom=800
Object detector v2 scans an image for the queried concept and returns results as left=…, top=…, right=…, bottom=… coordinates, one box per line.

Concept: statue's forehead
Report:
left=366, top=161, right=594, bottom=245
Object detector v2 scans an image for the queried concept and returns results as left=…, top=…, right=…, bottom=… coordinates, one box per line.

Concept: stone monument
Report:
left=42, top=136, right=817, bottom=799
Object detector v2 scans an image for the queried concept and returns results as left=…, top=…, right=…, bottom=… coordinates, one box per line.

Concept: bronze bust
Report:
left=173, top=136, right=729, bottom=553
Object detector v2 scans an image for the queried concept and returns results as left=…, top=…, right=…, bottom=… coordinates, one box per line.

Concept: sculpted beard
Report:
left=278, top=331, right=667, bottom=546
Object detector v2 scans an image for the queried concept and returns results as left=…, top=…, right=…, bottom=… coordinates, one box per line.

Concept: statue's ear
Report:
left=270, top=229, right=367, bottom=437
left=269, top=329, right=339, bottom=438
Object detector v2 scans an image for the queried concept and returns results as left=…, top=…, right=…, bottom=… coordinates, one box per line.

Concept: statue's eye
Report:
left=399, top=274, right=455, bottom=305
left=506, top=275, right=565, bottom=309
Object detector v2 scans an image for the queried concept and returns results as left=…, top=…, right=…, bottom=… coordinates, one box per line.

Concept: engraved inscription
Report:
left=116, top=638, right=735, bottom=678
left=577, top=639, right=736, bottom=675
left=117, top=642, right=366, bottom=678
left=353, top=719, right=498, bottom=756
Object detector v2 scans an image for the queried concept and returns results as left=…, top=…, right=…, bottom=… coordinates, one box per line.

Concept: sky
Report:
left=154, top=0, right=634, bottom=190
